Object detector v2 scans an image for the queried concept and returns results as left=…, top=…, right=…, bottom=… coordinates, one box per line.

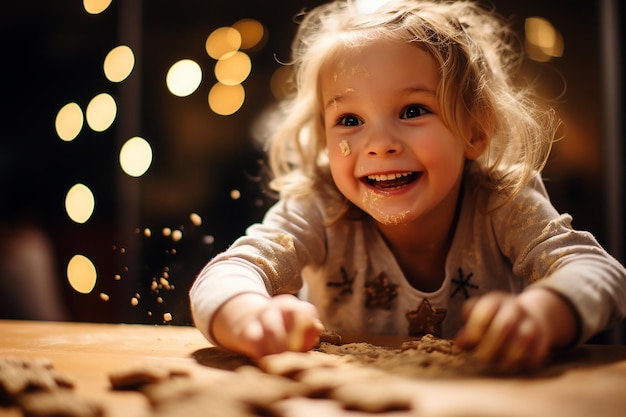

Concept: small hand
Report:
left=455, top=291, right=550, bottom=372
left=212, top=293, right=325, bottom=359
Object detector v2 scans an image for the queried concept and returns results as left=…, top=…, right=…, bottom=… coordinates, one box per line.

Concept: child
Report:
left=190, top=0, right=626, bottom=371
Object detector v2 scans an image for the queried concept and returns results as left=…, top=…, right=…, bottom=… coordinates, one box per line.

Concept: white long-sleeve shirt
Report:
left=190, top=173, right=626, bottom=345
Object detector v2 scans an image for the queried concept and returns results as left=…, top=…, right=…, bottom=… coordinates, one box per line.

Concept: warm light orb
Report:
left=190, top=212, right=202, bottom=226
left=83, top=0, right=112, bottom=14
left=525, top=17, right=564, bottom=62
left=65, top=183, right=95, bottom=224
left=232, top=19, right=265, bottom=50
left=67, top=254, right=97, bottom=294
left=104, top=45, right=135, bottom=82
left=205, top=27, right=242, bottom=60
left=86, top=93, right=117, bottom=132
left=270, top=65, right=295, bottom=100
left=208, top=83, right=245, bottom=116
left=55, top=102, right=84, bottom=142
left=214, top=51, right=251, bottom=86
left=171, top=230, right=183, bottom=242
left=166, top=59, right=202, bottom=97
left=119, top=136, right=153, bottom=177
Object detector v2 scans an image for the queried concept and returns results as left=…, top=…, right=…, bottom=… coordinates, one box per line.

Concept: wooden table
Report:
left=1, top=320, right=626, bottom=417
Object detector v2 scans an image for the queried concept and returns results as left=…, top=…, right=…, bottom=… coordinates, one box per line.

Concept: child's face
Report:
left=320, top=39, right=474, bottom=227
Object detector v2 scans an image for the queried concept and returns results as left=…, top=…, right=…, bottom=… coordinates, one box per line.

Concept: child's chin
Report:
left=370, top=210, right=413, bottom=226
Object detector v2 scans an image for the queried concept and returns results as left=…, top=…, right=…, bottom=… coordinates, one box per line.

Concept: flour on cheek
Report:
left=339, top=140, right=351, bottom=156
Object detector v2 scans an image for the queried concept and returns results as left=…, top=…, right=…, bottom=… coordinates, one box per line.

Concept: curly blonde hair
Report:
left=264, top=0, right=559, bottom=210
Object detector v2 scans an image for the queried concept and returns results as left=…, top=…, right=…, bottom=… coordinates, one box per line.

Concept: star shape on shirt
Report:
left=364, top=272, right=398, bottom=310
left=450, top=267, right=478, bottom=299
left=405, top=298, right=447, bottom=338
left=327, top=266, right=355, bottom=302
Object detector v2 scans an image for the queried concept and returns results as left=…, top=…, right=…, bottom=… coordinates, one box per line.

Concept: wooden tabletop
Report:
left=1, top=320, right=626, bottom=417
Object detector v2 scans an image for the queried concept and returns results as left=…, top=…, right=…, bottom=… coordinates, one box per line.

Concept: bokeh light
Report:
left=65, top=183, right=95, bottom=224
left=55, top=102, right=84, bottom=142
left=232, top=19, right=265, bottom=50
left=119, top=136, right=153, bottom=177
left=166, top=59, right=202, bottom=97
left=270, top=65, right=295, bottom=100
left=83, top=0, right=112, bottom=14
left=214, top=51, right=251, bottom=85
left=525, top=17, right=564, bottom=62
left=205, top=27, right=241, bottom=60
left=104, top=45, right=135, bottom=83
left=190, top=212, right=202, bottom=226
left=67, top=254, right=97, bottom=294
left=86, top=93, right=117, bottom=132
left=171, top=230, right=183, bottom=242
left=208, top=83, right=245, bottom=116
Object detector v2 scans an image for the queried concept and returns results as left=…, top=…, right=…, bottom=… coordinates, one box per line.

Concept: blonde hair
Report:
left=265, top=0, right=559, bottom=210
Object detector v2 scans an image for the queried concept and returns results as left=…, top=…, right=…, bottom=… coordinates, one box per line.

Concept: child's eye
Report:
left=401, top=105, right=430, bottom=119
left=338, top=114, right=362, bottom=126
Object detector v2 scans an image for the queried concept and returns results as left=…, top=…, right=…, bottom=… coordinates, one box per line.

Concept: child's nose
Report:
left=365, top=128, right=403, bottom=156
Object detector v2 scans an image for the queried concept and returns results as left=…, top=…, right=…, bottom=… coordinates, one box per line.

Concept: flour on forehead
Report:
left=332, top=59, right=371, bottom=81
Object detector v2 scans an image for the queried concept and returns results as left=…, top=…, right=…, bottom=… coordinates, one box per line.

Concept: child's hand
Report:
left=455, top=289, right=563, bottom=371
left=211, top=293, right=325, bottom=359
left=455, top=288, right=578, bottom=372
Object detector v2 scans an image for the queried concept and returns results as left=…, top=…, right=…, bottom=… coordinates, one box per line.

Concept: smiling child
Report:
left=189, top=0, right=626, bottom=371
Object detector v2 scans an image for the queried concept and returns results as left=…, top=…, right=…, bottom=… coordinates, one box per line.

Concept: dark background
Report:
left=1, top=1, right=624, bottom=342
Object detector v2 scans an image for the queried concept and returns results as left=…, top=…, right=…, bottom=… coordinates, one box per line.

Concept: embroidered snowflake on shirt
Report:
left=450, top=267, right=478, bottom=299
left=364, top=272, right=398, bottom=310
left=327, top=266, right=355, bottom=302
left=405, top=299, right=447, bottom=338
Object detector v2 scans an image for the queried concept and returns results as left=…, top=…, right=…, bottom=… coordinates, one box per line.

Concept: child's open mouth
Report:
left=363, top=171, right=420, bottom=190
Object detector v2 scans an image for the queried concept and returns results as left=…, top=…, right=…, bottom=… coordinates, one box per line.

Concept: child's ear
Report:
left=464, top=132, right=488, bottom=160
left=464, top=110, right=494, bottom=160
left=458, top=104, right=496, bottom=160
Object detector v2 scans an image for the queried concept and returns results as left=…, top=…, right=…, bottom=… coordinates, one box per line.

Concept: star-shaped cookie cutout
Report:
left=405, top=299, right=447, bottom=338
left=364, top=273, right=398, bottom=310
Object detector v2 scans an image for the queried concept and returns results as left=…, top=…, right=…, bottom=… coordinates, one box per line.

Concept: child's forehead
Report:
left=317, top=38, right=440, bottom=106
left=320, top=38, right=433, bottom=75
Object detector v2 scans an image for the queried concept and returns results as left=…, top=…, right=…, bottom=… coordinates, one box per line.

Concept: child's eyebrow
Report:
left=325, top=88, right=355, bottom=110
left=325, top=95, right=344, bottom=110
left=325, top=86, right=436, bottom=110
left=404, top=86, right=437, bottom=96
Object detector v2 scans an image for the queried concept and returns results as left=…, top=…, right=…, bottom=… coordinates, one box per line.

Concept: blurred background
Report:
left=0, top=0, right=624, bottom=342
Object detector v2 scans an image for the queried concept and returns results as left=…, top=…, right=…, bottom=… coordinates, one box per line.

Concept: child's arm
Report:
left=455, top=287, right=579, bottom=371
left=210, top=293, right=325, bottom=359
